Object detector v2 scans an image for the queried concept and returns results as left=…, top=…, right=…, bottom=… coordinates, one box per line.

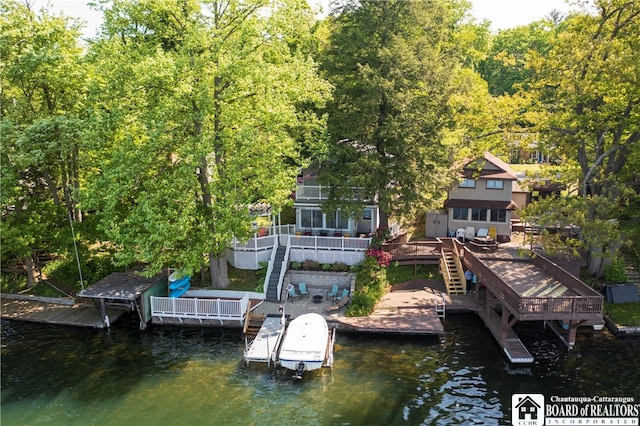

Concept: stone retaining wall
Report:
left=284, top=270, right=356, bottom=295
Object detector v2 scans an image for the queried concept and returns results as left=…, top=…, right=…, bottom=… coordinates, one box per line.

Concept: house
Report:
left=427, top=153, right=522, bottom=241
left=293, top=169, right=384, bottom=238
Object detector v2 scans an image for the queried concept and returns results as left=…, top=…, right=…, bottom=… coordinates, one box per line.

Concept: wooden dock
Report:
left=1, top=294, right=128, bottom=329
left=244, top=315, right=286, bottom=365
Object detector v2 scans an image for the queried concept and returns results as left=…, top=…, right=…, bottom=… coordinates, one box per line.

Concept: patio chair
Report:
left=298, top=282, right=309, bottom=299
left=464, top=226, right=475, bottom=241
left=323, top=296, right=351, bottom=313
left=287, top=285, right=299, bottom=302
left=326, top=284, right=339, bottom=300
left=335, top=288, right=349, bottom=303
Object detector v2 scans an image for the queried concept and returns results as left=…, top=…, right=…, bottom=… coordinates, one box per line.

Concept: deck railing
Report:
left=463, top=248, right=603, bottom=321
left=231, top=235, right=276, bottom=251
left=288, top=235, right=370, bottom=251
left=150, top=293, right=249, bottom=324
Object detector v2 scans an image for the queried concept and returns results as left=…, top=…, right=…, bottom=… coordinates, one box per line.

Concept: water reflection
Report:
left=2, top=315, right=639, bottom=425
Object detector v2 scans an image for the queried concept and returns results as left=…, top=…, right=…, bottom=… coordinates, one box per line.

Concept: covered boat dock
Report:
left=77, top=270, right=167, bottom=329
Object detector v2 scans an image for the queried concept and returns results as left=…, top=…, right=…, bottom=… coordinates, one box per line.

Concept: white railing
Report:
left=150, top=293, right=250, bottom=324
left=295, top=185, right=372, bottom=202
left=276, top=236, right=292, bottom=301
left=231, top=235, right=276, bottom=251
left=289, top=235, right=370, bottom=251
left=263, top=236, right=279, bottom=295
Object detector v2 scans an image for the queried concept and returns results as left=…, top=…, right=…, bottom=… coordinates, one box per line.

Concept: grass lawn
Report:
left=386, top=264, right=441, bottom=286
left=604, top=301, right=640, bottom=327
left=228, top=266, right=264, bottom=291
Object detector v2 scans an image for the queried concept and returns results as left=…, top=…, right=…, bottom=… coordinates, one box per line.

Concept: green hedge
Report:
left=345, top=256, right=389, bottom=317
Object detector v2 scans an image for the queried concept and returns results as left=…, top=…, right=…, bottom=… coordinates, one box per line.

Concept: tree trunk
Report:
left=209, top=254, right=229, bottom=288
left=378, top=209, right=389, bottom=230
left=24, top=255, right=38, bottom=288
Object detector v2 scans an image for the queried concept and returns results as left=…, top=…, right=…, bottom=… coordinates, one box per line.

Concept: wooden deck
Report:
left=337, top=282, right=446, bottom=335
left=1, top=294, right=128, bottom=329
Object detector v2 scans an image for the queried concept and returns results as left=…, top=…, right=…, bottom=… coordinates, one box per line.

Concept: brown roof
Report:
left=444, top=199, right=519, bottom=210
left=461, top=152, right=518, bottom=181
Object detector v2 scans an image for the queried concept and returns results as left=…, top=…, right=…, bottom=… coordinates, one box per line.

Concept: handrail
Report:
left=276, top=235, right=292, bottom=302
left=150, top=293, right=250, bottom=323
left=463, top=248, right=602, bottom=319
left=263, top=236, right=279, bottom=296
left=289, top=235, right=370, bottom=251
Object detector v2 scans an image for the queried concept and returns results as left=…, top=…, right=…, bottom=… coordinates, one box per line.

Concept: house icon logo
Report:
left=512, top=394, right=544, bottom=426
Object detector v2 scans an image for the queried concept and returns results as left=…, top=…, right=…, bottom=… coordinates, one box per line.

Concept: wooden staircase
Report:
left=242, top=310, right=266, bottom=341
left=440, top=250, right=466, bottom=295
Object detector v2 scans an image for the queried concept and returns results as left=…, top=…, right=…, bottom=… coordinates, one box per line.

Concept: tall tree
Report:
left=1, top=0, right=87, bottom=286
left=83, top=0, right=330, bottom=286
left=319, top=0, right=470, bottom=227
left=525, top=0, right=640, bottom=274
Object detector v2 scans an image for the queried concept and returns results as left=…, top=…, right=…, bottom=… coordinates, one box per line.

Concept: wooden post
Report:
left=567, top=320, right=577, bottom=349
left=501, top=306, right=509, bottom=343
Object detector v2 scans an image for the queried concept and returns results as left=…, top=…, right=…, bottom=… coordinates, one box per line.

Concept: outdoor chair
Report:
left=455, top=228, right=465, bottom=242
left=326, top=284, right=339, bottom=300
left=323, top=296, right=351, bottom=314
left=287, top=285, right=299, bottom=302
left=298, top=282, right=309, bottom=299
left=334, top=288, right=349, bottom=303
left=464, top=226, right=475, bottom=241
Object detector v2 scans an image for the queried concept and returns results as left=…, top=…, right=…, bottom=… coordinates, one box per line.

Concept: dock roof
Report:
left=78, top=270, right=166, bottom=300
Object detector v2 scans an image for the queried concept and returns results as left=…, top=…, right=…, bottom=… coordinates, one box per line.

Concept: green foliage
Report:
left=386, top=264, right=441, bottom=286
left=345, top=256, right=389, bottom=317
left=302, top=260, right=320, bottom=270
left=604, top=301, right=640, bottom=327
left=330, top=262, right=349, bottom=272
left=319, top=0, right=470, bottom=225
left=290, top=261, right=302, bottom=270
left=321, top=263, right=332, bottom=271
left=82, top=0, right=331, bottom=285
left=603, top=258, right=627, bottom=284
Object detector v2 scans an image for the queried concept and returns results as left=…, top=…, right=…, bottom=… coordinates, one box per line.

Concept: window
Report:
left=326, top=210, right=349, bottom=229
left=471, top=208, right=487, bottom=221
left=459, top=179, right=475, bottom=188
left=486, top=180, right=504, bottom=190
left=490, top=209, right=507, bottom=223
left=453, top=208, right=468, bottom=220
left=300, top=209, right=323, bottom=228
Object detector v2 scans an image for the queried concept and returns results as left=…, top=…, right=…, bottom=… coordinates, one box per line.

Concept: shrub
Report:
left=365, top=248, right=393, bottom=267
left=290, top=261, right=302, bottom=270
left=302, top=259, right=320, bottom=270
left=345, top=256, right=389, bottom=317
left=322, top=263, right=332, bottom=271
left=603, top=257, right=627, bottom=284
left=331, top=262, right=349, bottom=272
left=369, top=227, right=391, bottom=249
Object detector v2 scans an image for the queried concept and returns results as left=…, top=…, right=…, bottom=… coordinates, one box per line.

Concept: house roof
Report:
left=515, top=395, right=541, bottom=409
left=461, top=152, right=518, bottom=181
left=444, top=198, right=519, bottom=210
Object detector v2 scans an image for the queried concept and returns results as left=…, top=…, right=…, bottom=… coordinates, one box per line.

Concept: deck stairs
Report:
left=623, top=257, right=640, bottom=297
left=265, top=245, right=287, bottom=302
left=440, top=250, right=466, bottom=295
left=243, top=311, right=266, bottom=341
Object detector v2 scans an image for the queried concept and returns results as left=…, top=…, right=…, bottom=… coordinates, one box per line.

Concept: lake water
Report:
left=2, top=315, right=639, bottom=425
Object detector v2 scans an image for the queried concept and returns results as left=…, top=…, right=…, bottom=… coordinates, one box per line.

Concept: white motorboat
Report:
left=278, top=313, right=334, bottom=379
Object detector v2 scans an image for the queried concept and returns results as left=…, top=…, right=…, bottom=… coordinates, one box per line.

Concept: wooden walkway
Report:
left=1, top=294, right=128, bottom=329
left=244, top=315, right=286, bottom=365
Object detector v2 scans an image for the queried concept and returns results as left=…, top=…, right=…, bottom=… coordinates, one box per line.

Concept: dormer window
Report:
left=459, top=179, right=476, bottom=188
left=486, top=180, right=504, bottom=190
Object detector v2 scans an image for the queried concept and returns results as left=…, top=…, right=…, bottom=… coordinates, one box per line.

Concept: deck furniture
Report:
left=298, top=283, right=309, bottom=299
left=334, top=288, right=349, bottom=303
left=323, top=296, right=351, bottom=313
left=326, top=284, right=339, bottom=300
left=287, top=285, right=299, bottom=301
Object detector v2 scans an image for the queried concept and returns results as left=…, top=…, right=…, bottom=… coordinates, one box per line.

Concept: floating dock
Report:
left=244, top=315, right=286, bottom=366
